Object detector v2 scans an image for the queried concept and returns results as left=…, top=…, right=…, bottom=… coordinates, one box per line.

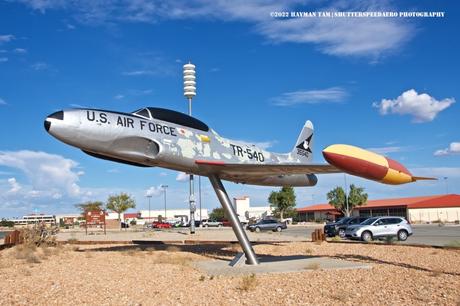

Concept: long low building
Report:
left=297, top=194, right=460, bottom=223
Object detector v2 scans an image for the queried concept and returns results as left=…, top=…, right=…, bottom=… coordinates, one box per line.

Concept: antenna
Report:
left=183, top=62, right=196, bottom=234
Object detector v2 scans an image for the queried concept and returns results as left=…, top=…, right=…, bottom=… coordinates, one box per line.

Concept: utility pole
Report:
left=161, top=185, right=168, bottom=220
left=184, top=62, right=197, bottom=234
left=146, top=195, right=152, bottom=224
left=344, top=174, right=349, bottom=217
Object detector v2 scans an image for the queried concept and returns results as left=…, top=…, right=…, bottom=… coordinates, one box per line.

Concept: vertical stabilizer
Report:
left=290, top=120, right=314, bottom=163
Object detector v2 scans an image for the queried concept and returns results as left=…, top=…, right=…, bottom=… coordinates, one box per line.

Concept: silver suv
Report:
left=345, top=216, right=412, bottom=242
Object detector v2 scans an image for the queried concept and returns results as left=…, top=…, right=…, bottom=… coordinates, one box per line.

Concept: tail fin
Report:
left=290, top=120, right=314, bottom=162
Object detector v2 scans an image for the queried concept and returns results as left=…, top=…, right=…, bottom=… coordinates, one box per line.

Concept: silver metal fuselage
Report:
left=45, top=108, right=317, bottom=186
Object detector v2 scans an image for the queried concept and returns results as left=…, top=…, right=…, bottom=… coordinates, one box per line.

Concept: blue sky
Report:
left=0, top=0, right=459, bottom=217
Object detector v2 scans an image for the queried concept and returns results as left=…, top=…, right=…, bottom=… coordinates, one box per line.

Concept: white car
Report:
left=345, top=216, right=413, bottom=242
left=201, top=219, right=223, bottom=227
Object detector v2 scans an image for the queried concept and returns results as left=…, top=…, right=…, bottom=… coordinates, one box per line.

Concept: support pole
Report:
left=189, top=172, right=196, bottom=234
left=208, top=174, right=259, bottom=265
left=184, top=63, right=197, bottom=234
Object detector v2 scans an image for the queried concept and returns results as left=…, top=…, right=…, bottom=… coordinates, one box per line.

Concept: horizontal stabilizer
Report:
left=195, top=159, right=340, bottom=175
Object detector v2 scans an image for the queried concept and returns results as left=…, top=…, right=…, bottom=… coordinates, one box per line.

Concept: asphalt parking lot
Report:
left=281, top=224, right=460, bottom=246
left=55, top=224, right=460, bottom=247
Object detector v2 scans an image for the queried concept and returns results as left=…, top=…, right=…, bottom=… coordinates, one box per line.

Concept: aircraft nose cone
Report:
left=44, top=111, right=64, bottom=132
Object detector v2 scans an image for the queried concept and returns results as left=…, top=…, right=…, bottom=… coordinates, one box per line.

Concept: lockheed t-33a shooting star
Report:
left=44, top=64, right=433, bottom=265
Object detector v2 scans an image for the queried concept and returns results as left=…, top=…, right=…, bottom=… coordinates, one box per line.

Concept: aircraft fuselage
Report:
left=45, top=108, right=318, bottom=186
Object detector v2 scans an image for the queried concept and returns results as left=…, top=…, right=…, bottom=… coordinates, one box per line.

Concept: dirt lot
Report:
left=0, top=242, right=459, bottom=305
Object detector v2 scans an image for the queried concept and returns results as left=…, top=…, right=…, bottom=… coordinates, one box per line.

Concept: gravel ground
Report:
left=0, top=242, right=459, bottom=305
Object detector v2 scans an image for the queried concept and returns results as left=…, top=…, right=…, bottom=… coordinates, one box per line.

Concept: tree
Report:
left=106, top=193, right=136, bottom=221
left=268, top=187, right=296, bottom=220
left=327, top=184, right=368, bottom=217
left=0, top=218, right=14, bottom=227
left=209, top=207, right=225, bottom=221
left=75, top=201, right=104, bottom=213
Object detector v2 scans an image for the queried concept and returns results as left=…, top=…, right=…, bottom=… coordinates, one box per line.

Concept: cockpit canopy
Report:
left=132, top=107, right=209, bottom=132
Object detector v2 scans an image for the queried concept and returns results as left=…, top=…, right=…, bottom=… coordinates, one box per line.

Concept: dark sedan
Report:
left=247, top=219, right=287, bottom=232
left=324, top=216, right=368, bottom=238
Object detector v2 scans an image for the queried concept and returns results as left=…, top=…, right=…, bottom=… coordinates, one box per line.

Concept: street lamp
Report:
left=161, top=185, right=168, bottom=220
left=146, top=195, right=152, bottom=223
left=344, top=174, right=349, bottom=217
left=444, top=177, right=449, bottom=194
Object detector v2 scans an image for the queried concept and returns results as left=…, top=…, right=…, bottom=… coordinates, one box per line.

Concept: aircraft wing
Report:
left=195, top=160, right=341, bottom=176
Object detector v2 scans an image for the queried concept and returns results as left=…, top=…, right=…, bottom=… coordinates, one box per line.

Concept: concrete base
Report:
left=193, top=255, right=371, bottom=276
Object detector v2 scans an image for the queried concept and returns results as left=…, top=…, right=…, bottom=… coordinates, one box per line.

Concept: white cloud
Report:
left=0, top=34, right=14, bottom=43
left=128, top=89, right=153, bottom=96
left=0, top=98, right=6, bottom=105
left=16, top=1, right=414, bottom=58
left=0, top=57, right=8, bottom=62
left=366, top=146, right=407, bottom=155
left=122, top=70, right=156, bottom=76
left=66, top=24, right=76, bottom=30
left=233, top=139, right=277, bottom=150
left=176, top=172, right=189, bottom=182
left=114, top=94, right=124, bottom=99
left=373, top=89, right=455, bottom=123
left=7, top=178, right=21, bottom=193
left=271, top=87, right=347, bottom=106
left=145, top=185, right=162, bottom=197
left=14, top=48, right=27, bottom=54
left=434, top=142, right=460, bottom=156
left=0, top=150, right=81, bottom=196
left=31, top=62, right=49, bottom=70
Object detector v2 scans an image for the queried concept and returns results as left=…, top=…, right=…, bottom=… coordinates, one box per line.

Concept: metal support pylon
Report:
left=208, top=174, right=259, bottom=265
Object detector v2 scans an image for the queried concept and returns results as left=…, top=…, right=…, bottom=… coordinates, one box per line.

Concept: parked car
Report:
left=153, top=222, right=172, bottom=229
left=324, top=216, right=369, bottom=238
left=345, top=216, right=412, bottom=242
left=247, top=219, right=287, bottom=232
left=201, top=219, right=223, bottom=227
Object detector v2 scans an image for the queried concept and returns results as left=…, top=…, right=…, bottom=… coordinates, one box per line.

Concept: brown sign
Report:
left=85, top=210, right=106, bottom=235
left=85, top=210, right=106, bottom=225
left=63, top=217, right=74, bottom=225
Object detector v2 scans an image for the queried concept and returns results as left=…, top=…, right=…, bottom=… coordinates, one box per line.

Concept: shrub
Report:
left=20, top=223, right=59, bottom=247
left=238, top=274, right=258, bottom=291
left=0, top=219, right=14, bottom=227
left=14, top=244, right=41, bottom=263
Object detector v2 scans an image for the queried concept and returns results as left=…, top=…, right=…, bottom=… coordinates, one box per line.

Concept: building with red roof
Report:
left=297, top=194, right=460, bottom=223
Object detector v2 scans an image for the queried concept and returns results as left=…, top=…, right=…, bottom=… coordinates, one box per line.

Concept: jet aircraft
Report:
left=44, top=107, right=431, bottom=186
left=44, top=106, right=433, bottom=265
